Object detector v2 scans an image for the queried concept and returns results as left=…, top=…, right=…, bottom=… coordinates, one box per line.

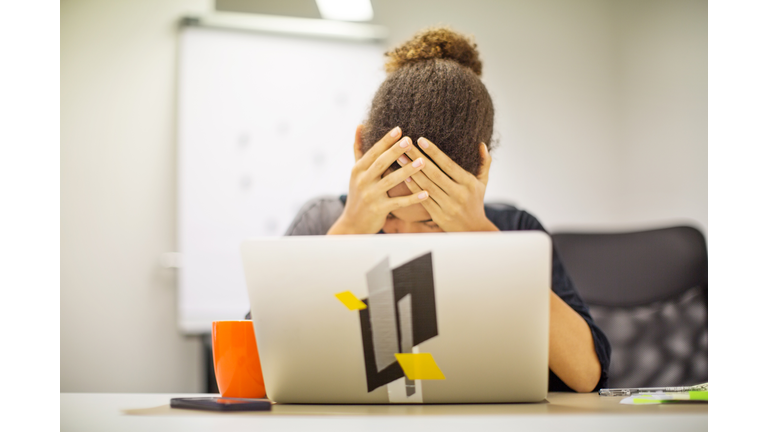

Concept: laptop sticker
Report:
left=336, top=252, right=442, bottom=396
left=366, top=258, right=400, bottom=372
left=334, top=291, right=368, bottom=311
left=394, top=353, right=445, bottom=380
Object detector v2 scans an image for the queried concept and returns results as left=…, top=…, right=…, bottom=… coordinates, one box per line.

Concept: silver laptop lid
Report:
left=242, top=231, right=551, bottom=403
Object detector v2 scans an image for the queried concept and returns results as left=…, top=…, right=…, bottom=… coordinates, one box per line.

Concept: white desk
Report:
left=61, top=392, right=707, bottom=432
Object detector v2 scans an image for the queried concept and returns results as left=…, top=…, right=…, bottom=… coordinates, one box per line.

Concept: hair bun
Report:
left=385, top=27, right=482, bottom=76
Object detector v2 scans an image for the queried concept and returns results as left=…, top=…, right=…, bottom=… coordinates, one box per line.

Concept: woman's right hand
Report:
left=327, top=125, right=430, bottom=235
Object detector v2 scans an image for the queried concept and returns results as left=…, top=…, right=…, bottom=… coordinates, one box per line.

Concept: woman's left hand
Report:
left=395, top=137, right=499, bottom=232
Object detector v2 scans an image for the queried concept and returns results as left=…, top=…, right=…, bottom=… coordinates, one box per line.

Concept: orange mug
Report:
left=211, top=320, right=266, bottom=398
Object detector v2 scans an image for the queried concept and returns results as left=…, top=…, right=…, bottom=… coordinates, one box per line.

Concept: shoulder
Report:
left=484, top=202, right=547, bottom=232
left=284, top=195, right=344, bottom=236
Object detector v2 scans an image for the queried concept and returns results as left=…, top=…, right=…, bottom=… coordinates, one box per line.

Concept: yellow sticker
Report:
left=395, top=353, right=445, bottom=380
left=335, top=291, right=367, bottom=310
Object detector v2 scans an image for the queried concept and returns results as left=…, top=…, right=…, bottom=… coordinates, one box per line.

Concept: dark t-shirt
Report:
left=254, top=195, right=612, bottom=392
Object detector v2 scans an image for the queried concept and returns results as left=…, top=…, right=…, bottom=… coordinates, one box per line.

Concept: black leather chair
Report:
left=551, top=226, right=708, bottom=388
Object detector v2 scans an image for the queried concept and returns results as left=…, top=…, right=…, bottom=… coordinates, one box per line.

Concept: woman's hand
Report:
left=327, top=125, right=431, bottom=235
left=395, top=137, right=499, bottom=232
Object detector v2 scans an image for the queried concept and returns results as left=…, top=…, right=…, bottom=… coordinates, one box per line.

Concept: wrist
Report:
left=475, top=217, right=499, bottom=232
left=327, top=214, right=355, bottom=235
left=327, top=212, right=371, bottom=235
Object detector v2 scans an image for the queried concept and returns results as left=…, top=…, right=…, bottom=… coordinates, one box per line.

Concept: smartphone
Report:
left=170, top=397, right=272, bottom=412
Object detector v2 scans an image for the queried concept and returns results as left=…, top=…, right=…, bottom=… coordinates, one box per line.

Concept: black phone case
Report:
left=170, top=397, right=272, bottom=412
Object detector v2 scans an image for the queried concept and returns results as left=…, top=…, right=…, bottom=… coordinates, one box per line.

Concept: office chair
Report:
left=551, top=226, right=708, bottom=388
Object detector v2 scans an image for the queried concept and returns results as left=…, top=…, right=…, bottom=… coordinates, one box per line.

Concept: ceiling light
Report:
left=316, top=0, right=374, bottom=22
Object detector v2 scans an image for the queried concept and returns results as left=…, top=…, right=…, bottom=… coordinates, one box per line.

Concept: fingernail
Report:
left=399, top=137, right=411, bottom=148
left=405, top=177, right=412, bottom=183
left=418, top=138, right=429, bottom=149
left=398, top=155, right=409, bottom=165
left=413, top=158, right=423, bottom=168
left=418, top=191, right=428, bottom=199
left=390, top=127, right=401, bottom=137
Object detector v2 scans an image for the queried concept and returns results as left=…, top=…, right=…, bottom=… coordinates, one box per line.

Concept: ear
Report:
left=477, top=143, right=491, bottom=185
left=353, top=124, right=364, bottom=161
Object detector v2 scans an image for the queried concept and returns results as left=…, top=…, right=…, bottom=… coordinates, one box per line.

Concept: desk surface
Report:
left=61, top=392, right=707, bottom=432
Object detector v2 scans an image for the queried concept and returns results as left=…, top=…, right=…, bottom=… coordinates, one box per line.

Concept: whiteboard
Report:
left=177, top=26, right=385, bottom=333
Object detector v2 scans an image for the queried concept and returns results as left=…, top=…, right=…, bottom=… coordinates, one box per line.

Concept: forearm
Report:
left=548, top=291, right=601, bottom=392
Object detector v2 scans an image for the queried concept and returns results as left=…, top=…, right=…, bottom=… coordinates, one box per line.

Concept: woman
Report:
left=283, top=28, right=610, bottom=393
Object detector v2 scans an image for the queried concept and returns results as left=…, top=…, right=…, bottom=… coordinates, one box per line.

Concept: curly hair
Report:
left=362, top=27, right=494, bottom=176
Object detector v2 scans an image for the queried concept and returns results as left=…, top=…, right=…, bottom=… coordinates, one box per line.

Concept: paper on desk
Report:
left=620, top=391, right=708, bottom=405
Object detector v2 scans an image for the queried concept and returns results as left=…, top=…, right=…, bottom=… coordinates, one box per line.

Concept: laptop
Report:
left=241, top=231, right=551, bottom=403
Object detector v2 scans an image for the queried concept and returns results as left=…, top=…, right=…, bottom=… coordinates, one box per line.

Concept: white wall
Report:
left=613, top=0, right=708, bottom=234
left=61, top=0, right=211, bottom=392
left=61, top=0, right=706, bottom=392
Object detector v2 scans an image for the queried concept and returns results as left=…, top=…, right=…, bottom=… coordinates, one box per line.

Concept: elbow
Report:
left=571, top=377, right=599, bottom=393
left=569, top=365, right=601, bottom=393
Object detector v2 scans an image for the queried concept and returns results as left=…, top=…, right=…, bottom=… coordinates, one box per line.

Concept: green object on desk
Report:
left=689, top=391, right=708, bottom=401
left=625, top=391, right=707, bottom=405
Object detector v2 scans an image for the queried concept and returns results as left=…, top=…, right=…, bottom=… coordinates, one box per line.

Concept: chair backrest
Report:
left=551, top=226, right=708, bottom=387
